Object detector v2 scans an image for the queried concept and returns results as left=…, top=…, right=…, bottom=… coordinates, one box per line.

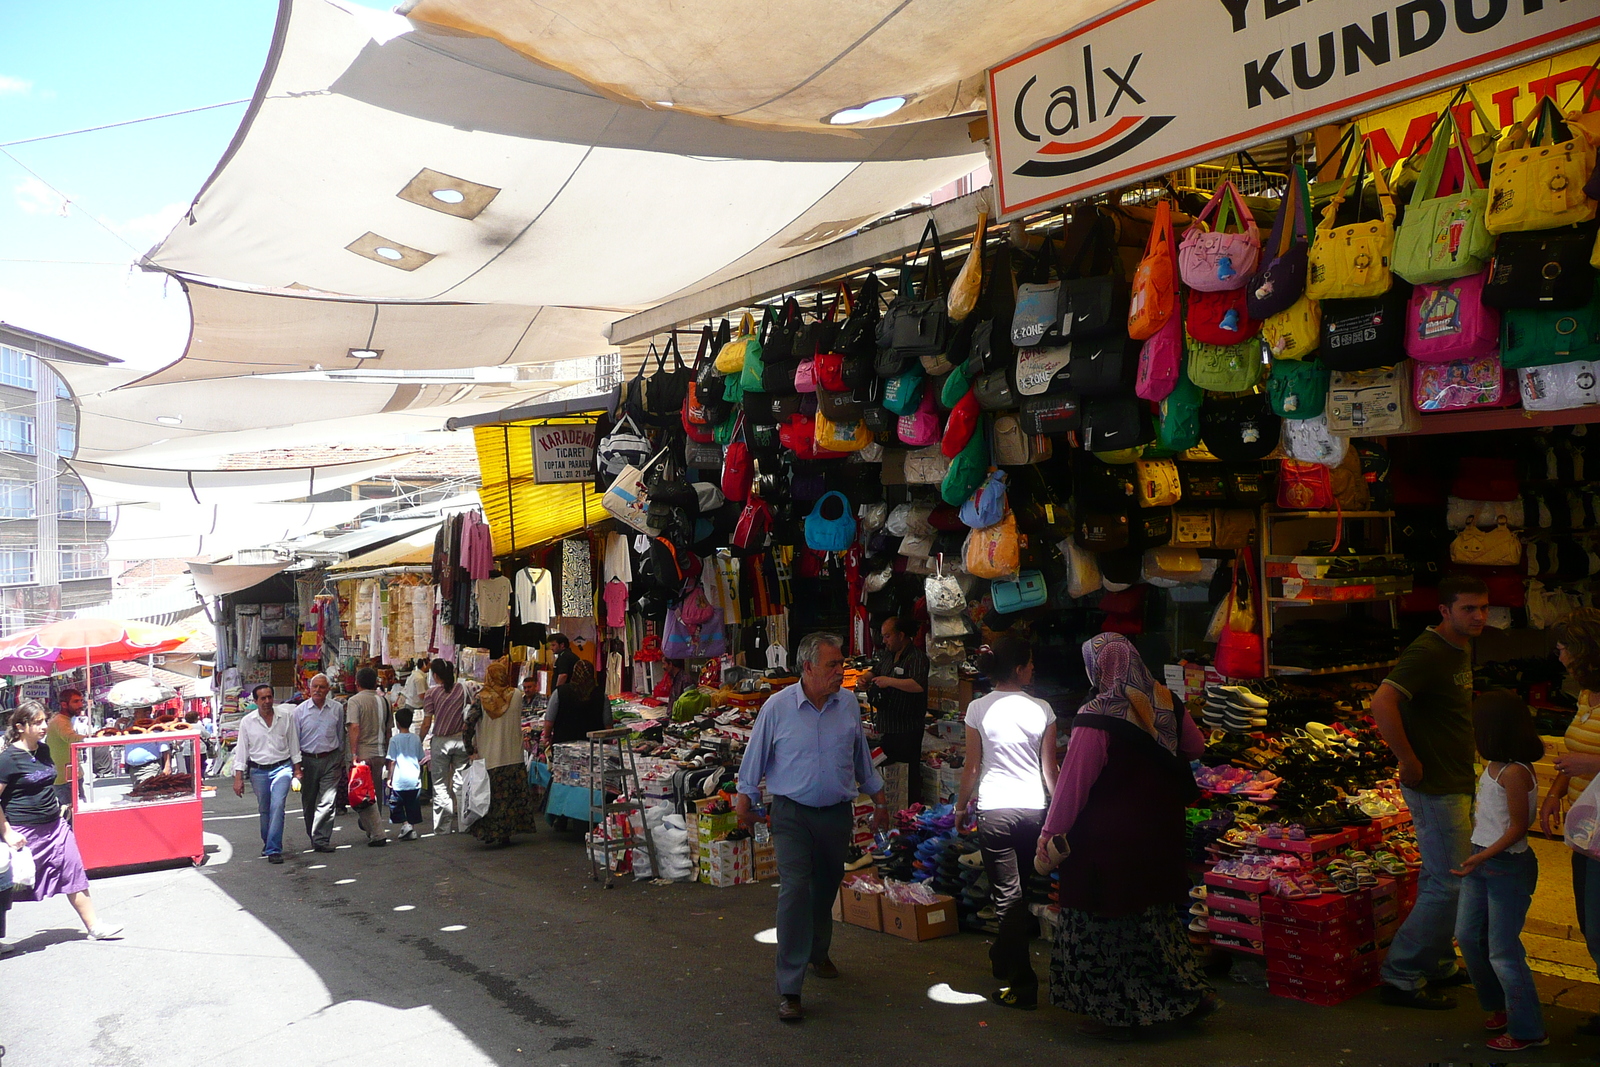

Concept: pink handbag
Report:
left=794, top=358, right=817, bottom=393
left=897, top=390, right=942, bottom=447
left=1135, top=313, right=1182, bottom=401
left=1403, top=269, right=1499, bottom=364
left=1412, top=358, right=1516, bottom=413
left=1178, top=180, right=1260, bottom=292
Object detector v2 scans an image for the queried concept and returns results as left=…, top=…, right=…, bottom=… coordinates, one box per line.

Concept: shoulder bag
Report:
left=1318, top=287, right=1411, bottom=371
left=1518, top=360, right=1600, bottom=411
left=1246, top=163, right=1314, bottom=319
left=1481, top=221, right=1599, bottom=309
left=1326, top=366, right=1417, bottom=436
left=1186, top=287, right=1261, bottom=347
left=1185, top=332, right=1263, bottom=392
left=1393, top=109, right=1495, bottom=284
left=1266, top=357, right=1329, bottom=419
left=1404, top=270, right=1499, bottom=363
left=1413, top=356, right=1512, bottom=413
left=1307, top=137, right=1398, bottom=300
left=883, top=219, right=951, bottom=365
left=1135, top=311, right=1183, bottom=401
left=1062, top=336, right=1138, bottom=397
left=1260, top=293, right=1322, bottom=362
left=1129, top=197, right=1180, bottom=339
left=1200, top=391, right=1279, bottom=462
left=1156, top=374, right=1204, bottom=452
left=1486, top=97, right=1597, bottom=235
left=1081, top=396, right=1153, bottom=453
left=1501, top=288, right=1600, bottom=369
left=1179, top=180, right=1260, bottom=292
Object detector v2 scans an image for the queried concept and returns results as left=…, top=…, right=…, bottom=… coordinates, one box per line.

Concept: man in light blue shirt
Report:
left=737, top=632, right=887, bottom=1022
left=292, top=674, right=345, bottom=852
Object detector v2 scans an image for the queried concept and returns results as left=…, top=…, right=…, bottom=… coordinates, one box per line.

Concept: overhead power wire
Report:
left=0, top=99, right=251, bottom=148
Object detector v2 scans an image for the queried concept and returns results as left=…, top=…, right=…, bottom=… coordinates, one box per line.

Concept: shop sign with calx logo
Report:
left=985, top=0, right=1600, bottom=219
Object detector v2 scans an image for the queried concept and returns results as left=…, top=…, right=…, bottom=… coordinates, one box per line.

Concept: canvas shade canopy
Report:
left=0, top=619, right=190, bottom=676
left=106, top=499, right=378, bottom=560
left=71, top=455, right=412, bottom=506
left=141, top=0, right=985, bottom=308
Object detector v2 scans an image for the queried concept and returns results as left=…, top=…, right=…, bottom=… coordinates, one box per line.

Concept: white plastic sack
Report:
left=1567, top=775, right=1600, bottom=861
left=10, top=845, right=35, bottom=890
left=633, top=807, right=694, bottom=881
left=459, top=760, right=491, bottom=829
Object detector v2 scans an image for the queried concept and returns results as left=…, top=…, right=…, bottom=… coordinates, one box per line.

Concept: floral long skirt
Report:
left=1049, top=903, right=1210, bottom=1027
left=469, top=762, right=540, bottom=842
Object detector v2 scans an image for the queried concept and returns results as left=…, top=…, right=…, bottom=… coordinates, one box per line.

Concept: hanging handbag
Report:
left=715, top=312, right=759, bottom=374
left=881, top=363, right=926, bottom=415
left=1450, top=517, right=1522, bottom=567
left=1393, top=110, right=1496, bottom=285
left=839, top=274, right=882, bottom=359
left=965, top=509, right=1020, bottom=579
left=815, top=408, right=871, bottom=453
left=990, top=570, right=1047, bottom=614
left=1481, top=222, right=1599, bottom=309
left=904, top=445, right=952, bottom=485
left=1080, top=396, right=1154, bottom=453
left=1327, top=366, right=1417, bottom=436
left=1179, top=180, right=1261, bottom=292
left=1129, top=197, right=1180, bottom=339
left=803, top=491, right=857, bottom=552
left=1156, top=374, right=1204, bottom=452
left=740, top=305, right=781, bottom=394
left=1485, top=97, right=1597, bottom=235
left=1186, top=287, right=1261, bottom=346
left=645, top=333, right=692, bottom=426
left=1318, top=287, right=1411, bottom=371
left=1200, top=391, right=1279, bottom=462
left=949, top=211, right=988, bottom=323
left=601, top=446, right=670, bottom=534
left=1135, top=458, right=1181, bottom=507
left=595, top=411, right=653, bottom=486
left=959, top=468, right=1009, bottom=529
left=1501, top=289, right=1600, bottom=369
left=1260, top=293, right=1321, bottom=362
left=941, top=360, right=975, bottom=408
left=1214, top=552, right=1263, bottom=679
left=941, top=427, right=989, bottom=506
left=1062, top=336, right=1138, bottom=397
left=720, top=416, right=753, bottom=502
left=1283, top=412, right=1348, bottom=467
left=925, top=563, right=967, bottom=616
left=1178, top=460, right=1227, bottom=502
left=1277, top=458, right=1336, bottom=509
left=1019, top=392, right=1080, bottom=436
left=1404, top=270, right=1500, bottom=362
left=1014, top=345, right=1072, bottom=397
left=1074, top=508, right=1130, bottom=553
left=1518, top=360, right=1600, bottom=412
left=989, top=413, right=1035, bottom=466
left=1057, top=212, right=1130, bottom=341
left=732, top=496, right=773, bottom=551
left=1247, top=163, right=1314, bottom=318
left=1267, top=357, right=1329, bottom=419
left=762, top=300, right=806, bottom=396
left=1307, top=137, right=1398, bottom=301
left=1135, top=312, right=1183, bottom=401
left=1172, top=509, right=1215, bottom=547
left=974, top=367, right=1019, bottom=411
left=1413, top=356, right=1512, bottom=413
left=883, top=219, right=951, bottom=365
left=1011, top=280, right=1060, bottom=348
left=1185, top=333, right=1263, bottom=392
left=897, top=390, right=942, bottom=447
left=941, top=388, right=981, bottom=458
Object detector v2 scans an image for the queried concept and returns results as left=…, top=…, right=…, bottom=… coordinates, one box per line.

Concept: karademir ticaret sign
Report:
left=986, top=0, right=1600, bottom=218
left=531, top=422, right=597, bottom=485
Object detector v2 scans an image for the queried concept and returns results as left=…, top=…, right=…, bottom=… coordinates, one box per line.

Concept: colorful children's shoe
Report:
left=1483, top=1011, right=1507, bottom=1032
left=1485, top=1033, right=1548, bottom=1051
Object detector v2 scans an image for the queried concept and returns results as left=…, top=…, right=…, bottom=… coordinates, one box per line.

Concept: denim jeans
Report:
left=429, top=735, right=469, bottom=833
left=978, top=807, right=1044, bottom=995
left=1572, top=852, right=1600, bottom=977
left=1456, top=848, right=1543, bottom=1040
left=248, top=760, right=295, bottom=857
left=1381, top=787, right=1473, bottom=990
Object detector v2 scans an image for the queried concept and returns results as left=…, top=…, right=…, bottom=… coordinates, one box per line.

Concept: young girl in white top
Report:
left=955, top=634, right=1058, bottom=1011
left=1452, top=689, right=1546, bottom=1052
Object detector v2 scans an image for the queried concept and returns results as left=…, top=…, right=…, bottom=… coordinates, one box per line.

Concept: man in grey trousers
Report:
left=292, top=674, right=345, bottom=853
left=736, top=632, right=889, bottom=1023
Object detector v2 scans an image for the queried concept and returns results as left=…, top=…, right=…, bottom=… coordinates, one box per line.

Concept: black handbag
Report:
left=1080, top=396, right=1153, bottom=452
left=1200, top=392, right=1280, bottom=461
left=645, top=334, right=691, bottom=426
left=1246, top=163, right=1312, bottom=319
left=816, top=387, right=864, bottom=422
left=974, top=367, right=1018, bottom=411
left=1074, top=509, right=1130, bottom=552
left=1482, top=221, right=1600, bottom=310
left=695, top=319, right=732, bottom=391
left=1224, top=462, right=1276, bottom=505
left=1178, top=462, right=1227, bottom=502
left=763, top=296, right=801, bottom=363
left=1073, top=450, right=1138, bottom=508
left=1127, top=504, right=1173, bottom=550
left=1319, top=286, right=1411, bottom=371
left=1020, top=392, right=1081, bottom=436
left=1056, top=212, right=1130, bottom=342
left=882, top=219, right=951, bottom=362
left=837, top=275, right=881, bottom=359
left=862, top=404, right=895, bottom=432
left=1062, top=337, right=1139, bottom=397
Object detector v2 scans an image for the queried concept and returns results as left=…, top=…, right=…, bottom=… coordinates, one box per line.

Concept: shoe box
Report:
left=880, top=894, right=959, bottom=942
left=753, top=839, right=777, bottom=880
left=700, top=839, right=753, bottom=887
left=1251, top=827, right=1357, bottom=861
left=838, top=877, right=884, bottom=931
left=1266, top=960, right=1381, bottom=1006
left=879, top=763, right=910, bottom=814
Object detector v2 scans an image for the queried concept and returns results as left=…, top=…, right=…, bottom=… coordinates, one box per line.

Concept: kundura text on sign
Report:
left=986, top=0, right=1600, bottom=218
left=531, top=422, right=596, bottom=485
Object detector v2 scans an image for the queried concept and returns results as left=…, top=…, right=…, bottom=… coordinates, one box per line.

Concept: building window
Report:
left=54, top=370, right=70, bottom=399
left=0, top=346, right=36, bottom=390
left=59, top=543, right=108, bottom=581
left=0, top=480, right=34, bottom=519
left=57, top=421, right=75, bottom=455
left=0, top=413, right=35, bottom=455
left=0, top=549, right=35, bottom=586
left=57, top=484, right=105, bottom=521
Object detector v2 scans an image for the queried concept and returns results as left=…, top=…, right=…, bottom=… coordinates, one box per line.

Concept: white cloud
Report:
left=0, top=269, right=192, bottom=370
left=0, top=75, right=33, bottom=96
left=112, top=202, right=188, bottom=243
left=12, top=176, right=69, bottom=216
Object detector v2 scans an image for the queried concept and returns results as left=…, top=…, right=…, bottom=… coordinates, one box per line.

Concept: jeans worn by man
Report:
left=1384, top=787, right=1473, bottom=986
left=250, top=760, right=295, bottom=858
left=231, top=688, right=301, bottom=863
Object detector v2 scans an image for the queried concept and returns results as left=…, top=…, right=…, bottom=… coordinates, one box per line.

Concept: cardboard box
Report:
left=879, top=762, right=909, bottom=813
left=838, top=883, right=884, bottom=930
left=752, top=840, right=777, bottom=880
left=696, top=812, right=738, bottom=843
left=880, top=894, right=958, bottom=941
left=699, top=838, right=752, bottom=887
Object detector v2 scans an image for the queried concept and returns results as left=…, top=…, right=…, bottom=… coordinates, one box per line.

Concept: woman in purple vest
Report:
left=1037, top=633, right=1218, bottom=1038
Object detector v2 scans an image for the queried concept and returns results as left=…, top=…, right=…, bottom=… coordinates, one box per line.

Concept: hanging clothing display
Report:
left=476, top=575, right=512, bottom=628
left=561, top=537, right=594, bottom=617
left=603, top=578, right=629, bottom=628
left=514, top=567, right=555, bottom=625
left=602, top=531, right=632, bottom=584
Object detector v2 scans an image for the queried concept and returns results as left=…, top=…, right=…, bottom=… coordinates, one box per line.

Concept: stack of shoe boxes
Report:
left=1262, top=889, right=1381, bottom=1005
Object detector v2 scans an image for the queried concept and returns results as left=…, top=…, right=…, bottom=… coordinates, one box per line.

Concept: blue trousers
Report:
left=770, top=795, right=851, bottom=997
left=1381, top=787, right=1473, bottom=989
left=249, top=760, right=295, bottom=857
left=1456, top=848, right=1543, bottom=1040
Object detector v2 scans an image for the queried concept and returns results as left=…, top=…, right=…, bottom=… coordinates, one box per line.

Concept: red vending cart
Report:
left=70, top=733, right=207, bottom=870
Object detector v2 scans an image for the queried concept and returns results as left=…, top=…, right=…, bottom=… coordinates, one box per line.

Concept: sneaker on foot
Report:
left=1486, top=1033, right=1548, bottom=1051
left=87, top=923, right=124, bottom=941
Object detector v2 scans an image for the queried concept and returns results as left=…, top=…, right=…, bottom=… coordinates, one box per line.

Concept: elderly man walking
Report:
left=293, top=674, right=345, bottom=853
left=736, top=632, right=888, bottom=1023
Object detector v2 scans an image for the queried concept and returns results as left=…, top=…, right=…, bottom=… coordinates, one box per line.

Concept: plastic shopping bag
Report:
left=459, top=760, right=491, bottom=829
left=1566, top=776, right=1600, bottom=860
left=10, top=845, right=36, bottom=890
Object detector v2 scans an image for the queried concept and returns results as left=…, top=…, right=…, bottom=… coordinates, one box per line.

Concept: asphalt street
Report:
left=2, top=786, right=1597, bottom=1067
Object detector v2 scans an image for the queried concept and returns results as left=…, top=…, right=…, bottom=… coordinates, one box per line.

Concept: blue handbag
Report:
left=804, top=491, right=858, bottom=551
left=959, top=468, right=1008, bottom=529
left=990, top=570, right=1047, bottom=613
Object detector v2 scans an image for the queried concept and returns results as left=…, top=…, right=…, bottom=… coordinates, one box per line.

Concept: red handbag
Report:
left=347, top=762, right=377, bottom=809
left=1277, top=459, right=1335, bottom=510
left=1185, top=288, right=1261, bottom=346
left=732, top=497, right=772, bottom=550
left=941, top=389, right=980, bottom=458
left=815, top=352, right=848, bottom=392
left=1215, top=626, right=1264, bottom=679
left=683, top=397, right=716, bottom=443
left=721, top=417, right=752, bottom=502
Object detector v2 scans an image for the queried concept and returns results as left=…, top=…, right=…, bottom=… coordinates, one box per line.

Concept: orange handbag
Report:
left=1128, top=198, right=1179, bottom=340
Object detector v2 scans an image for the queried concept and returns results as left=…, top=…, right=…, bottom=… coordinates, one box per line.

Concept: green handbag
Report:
left=713, top=410, right=740, bottom=446
left=1185, top=332, right=1264, bottom=392
left=1502, top=289, right=1600, bottom=370
left=1156, top=373, right=1203, bottom=452
left=1267, top=357, right=1329, bottom=419
left=940, top=360, right=974, bottom=409
left=721, top=369, right=744, bottom=403
left=738, top=306, right=776, bottom=393
left=1391, top=110, right=1494, bottom=285
left=882, top=363, right=927, bottom=416
left=941, top=421, right=989, bottom=506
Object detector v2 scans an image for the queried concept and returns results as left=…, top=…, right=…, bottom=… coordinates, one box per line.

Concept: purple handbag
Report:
left=1134, top=313, right=1182, bottom=401
left=1245, top=165, right=1312, bottom=319
left=1178, top=180, right=1260, bottom=292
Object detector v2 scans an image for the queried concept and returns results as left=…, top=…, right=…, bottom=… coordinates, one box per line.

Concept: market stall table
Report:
left=70, top=732, right=208, bottom=870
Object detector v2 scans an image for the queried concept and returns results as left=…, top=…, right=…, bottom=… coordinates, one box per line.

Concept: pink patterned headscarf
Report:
left=1080, top=632, right=1179, bottom=755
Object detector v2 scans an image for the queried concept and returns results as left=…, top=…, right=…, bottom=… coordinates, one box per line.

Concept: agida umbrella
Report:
left=0, top=619, right=190, bottom=677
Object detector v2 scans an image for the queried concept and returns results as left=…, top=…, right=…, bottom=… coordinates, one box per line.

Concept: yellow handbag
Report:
left=1486, top=98, right=1596, bottom=235
left=1260, top=293, right=1321, bottom=361
left=1135, top=459, right=1182, bottom=507
left=1307, top=139, right=1397, bottom=300
left=714, top=312, right=757, bottom=374
left=1172, top=509, right=1215, bottom=546
left=1449, top=516, right=1522, bottom=567
left=814, top=409, right=870, bottom=452
left=964, top=510, right=1020, bottom=579
left=947, top=209, right=988, bottom=323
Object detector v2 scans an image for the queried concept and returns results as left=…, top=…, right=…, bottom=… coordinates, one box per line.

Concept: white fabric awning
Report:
left=189, top=561, right=296, bottom=599
left=109, top=499, right=376, bottom=560
left=72, top=455, right=411, bottom=506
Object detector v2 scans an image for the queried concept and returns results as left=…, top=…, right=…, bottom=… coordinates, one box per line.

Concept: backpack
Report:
left=959, top=468, right=1008, bottom=529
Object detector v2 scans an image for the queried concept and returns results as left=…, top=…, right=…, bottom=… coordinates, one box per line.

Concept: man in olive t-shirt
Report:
left=1372, top=576, right=1488, bottom=1010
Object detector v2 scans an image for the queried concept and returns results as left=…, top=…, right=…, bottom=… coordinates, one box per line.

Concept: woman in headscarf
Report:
left=541, top=658, right=608, bottom=747
left=1037, top=633, right=1217, bottom=1038
left=467, top=659, right=539, bottom=847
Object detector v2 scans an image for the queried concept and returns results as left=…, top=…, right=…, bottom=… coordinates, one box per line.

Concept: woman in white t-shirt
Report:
left=955, top=634, right=1059, bottom=1010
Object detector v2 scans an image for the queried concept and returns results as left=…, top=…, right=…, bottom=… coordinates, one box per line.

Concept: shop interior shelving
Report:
left=1258, top=508, right=1402, bottom=678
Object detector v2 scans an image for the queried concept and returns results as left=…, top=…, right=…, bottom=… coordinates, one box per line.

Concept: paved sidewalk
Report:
left=2, top=787, right=1596, bottom=1066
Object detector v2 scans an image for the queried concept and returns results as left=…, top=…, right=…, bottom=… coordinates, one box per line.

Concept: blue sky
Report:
left=0, top=1, right=380, bottom=369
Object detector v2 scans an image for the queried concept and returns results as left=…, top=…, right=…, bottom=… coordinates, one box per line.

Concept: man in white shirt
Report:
left=292, top=674, right=345, bottom=853
left=403, top=658, right=431, bottom=710
left=232, top=684, right=302, bottom=864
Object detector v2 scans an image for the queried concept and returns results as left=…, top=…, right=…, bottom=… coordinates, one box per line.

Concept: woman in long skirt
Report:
left=469, top=659, right=539, bottom=846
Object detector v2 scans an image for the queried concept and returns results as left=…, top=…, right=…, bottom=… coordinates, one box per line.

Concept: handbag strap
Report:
left=1312, top=125, right=1361, bottom=184
left=663, top=331, right=686, bottom=373
left=1143, top=197, right=1175, bottom=262
left=901, top=218, right=948, bottom=300
left=1533, top=95, right=1575, bottom=147
left=692, top=323, right=714, bottom=372
left=737, top=312, right=756, bottom=339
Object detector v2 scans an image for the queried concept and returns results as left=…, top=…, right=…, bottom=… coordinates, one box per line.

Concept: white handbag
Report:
left=904, top=446, right=952, bottom=485
left=1519, top=361, right=1600, bottom=412
left=925, top=564, right=967, bottom=616
left=600, top=447, right=669, bottom=534
left=1283, top=413, right=1348, bottom=468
